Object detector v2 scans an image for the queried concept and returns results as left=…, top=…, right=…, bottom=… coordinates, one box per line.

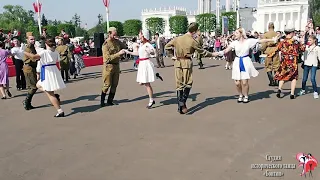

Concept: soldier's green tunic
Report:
left=101, top=38, right=126, bottom=93
left=56, top=45, right=71, bottom=70
left=23, top=44, right=38, bottom=92
left=165, top=33, right=213, bottom=90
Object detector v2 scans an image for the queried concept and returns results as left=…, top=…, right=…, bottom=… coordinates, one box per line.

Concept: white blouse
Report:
left=304, top=45, right=320, bottom=67
left=138, top=42, right=155, bottom=58
left=229, top=38, right=259, bottom=57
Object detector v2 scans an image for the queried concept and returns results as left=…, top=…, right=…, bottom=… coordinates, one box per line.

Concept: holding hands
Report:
left=118, top=49, right=126, bottom=55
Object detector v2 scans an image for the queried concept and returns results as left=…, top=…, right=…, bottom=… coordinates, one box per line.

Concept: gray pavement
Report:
left=0, top=58, right=319, bottom=180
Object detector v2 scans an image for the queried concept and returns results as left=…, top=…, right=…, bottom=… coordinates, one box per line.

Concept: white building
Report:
left=141, top=0, right=309, bottom=37
left=252, top=0, right=309, bottom=32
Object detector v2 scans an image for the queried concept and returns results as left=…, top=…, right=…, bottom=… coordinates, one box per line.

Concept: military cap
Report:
left=26, top=32, right=33, bottom=37
left=109, top=27, right=117, bottom=32
left=188, top=22, right=199, bottom=33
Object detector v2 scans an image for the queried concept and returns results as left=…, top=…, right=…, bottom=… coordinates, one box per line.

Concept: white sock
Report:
left=57, top=109, right=64, bottom=113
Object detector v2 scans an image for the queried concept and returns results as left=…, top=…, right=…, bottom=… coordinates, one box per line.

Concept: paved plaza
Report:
left=0, top=58, right=319, bottom=180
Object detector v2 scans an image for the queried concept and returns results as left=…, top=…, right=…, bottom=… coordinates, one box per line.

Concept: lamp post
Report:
left=33, top=0, right=42, bottom=36
left=103, top=0, right=110, bottom=31
left=236, top=0, right=240, bottom=28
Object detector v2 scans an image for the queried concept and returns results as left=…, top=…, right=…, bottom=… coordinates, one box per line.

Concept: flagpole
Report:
left=37, top=0, right=42, bottom=36
left=106, top=7, right=110, bottom=31
left=236, top=0, right=240, bottom=28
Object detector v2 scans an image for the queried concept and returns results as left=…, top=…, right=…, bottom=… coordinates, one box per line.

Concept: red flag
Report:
left=103, top=0, right=110, bottom=7
left=33, top=2, right=42, bottom=13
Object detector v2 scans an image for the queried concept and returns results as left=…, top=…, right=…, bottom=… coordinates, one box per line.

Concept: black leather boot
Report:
left=273, top=71, right=278, bottom=86
left=23, top=92, right=35, bottom=110
left=107, top=93, right=115, bottom=106
left=267, top=71, right=274, bottom=86
left=177, top=90, right=183, bottom=113
left=198, top=62, right=204, bottom=69
left=181, top=88, right=191, bottom=114
left=100, top=92, right=107, bottom=107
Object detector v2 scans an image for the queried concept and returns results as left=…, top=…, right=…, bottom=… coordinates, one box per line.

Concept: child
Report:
left=298, top=35, right=320, bottom=99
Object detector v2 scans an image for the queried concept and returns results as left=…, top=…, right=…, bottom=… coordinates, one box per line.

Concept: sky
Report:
left=0, top=0, right=256, bottom=29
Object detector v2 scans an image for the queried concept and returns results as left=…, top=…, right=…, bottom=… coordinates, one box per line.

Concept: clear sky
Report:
left=0, top=0, right=256, bottom=28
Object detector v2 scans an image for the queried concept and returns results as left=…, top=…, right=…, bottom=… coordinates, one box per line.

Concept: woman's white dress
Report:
left=229, top=39, right=259, bottom=80
left=136, top=42, right=156, bottom=83
left=37, top=49, right=66, bottom=91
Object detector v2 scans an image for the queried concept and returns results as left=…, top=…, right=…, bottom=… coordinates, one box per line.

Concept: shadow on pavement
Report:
left=187, top=90, right=275, bottom=115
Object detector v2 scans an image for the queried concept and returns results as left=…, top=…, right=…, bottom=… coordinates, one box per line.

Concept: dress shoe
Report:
left=54, top=112, right=65, bottom=117
left=146, top=100, right=155, bottom=109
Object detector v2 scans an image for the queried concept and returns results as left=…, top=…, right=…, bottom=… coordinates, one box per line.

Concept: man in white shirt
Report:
left=11, top=39, right=26, bottom=90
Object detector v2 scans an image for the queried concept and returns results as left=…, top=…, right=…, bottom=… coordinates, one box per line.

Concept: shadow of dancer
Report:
left=187, top=90, right=274, bottom=115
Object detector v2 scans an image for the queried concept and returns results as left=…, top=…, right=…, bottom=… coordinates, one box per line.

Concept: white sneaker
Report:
left=314, top=92, right=319, bottom=99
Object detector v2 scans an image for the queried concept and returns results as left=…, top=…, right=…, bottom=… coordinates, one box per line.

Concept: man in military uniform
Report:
left=22, top=32, right=38, bottom=110
left=56, top=38, right=71, bottom=82
left=165, top=22, right=214, bottom=114
left=261, top=22, right=280, bottom=86
left=100, top=27, right=127, bottom=107
left=195, top=29, right=204, bottom=69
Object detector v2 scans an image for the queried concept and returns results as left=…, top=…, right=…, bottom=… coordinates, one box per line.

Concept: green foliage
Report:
left=169, top=15, right=188, bottom=34
left=41, top=14, right=48, bottom=26
left=44, top=25, right=58, bottom=37
left=123, top=19, right=142, bottom=36
left=57, top=23, right=76, bottom=37
left=195, top=13, right=216, bottom=33
left=72, top=13, right=81, bottom=27
left=145, top=17, right=165, bottom=35
left=75, top=27, right=87, bottom=37
left=220, top=12, right=236, bottom=32
left=314, top=12, right=320, bottom=27
left=108, top=21, right=124, bottom=36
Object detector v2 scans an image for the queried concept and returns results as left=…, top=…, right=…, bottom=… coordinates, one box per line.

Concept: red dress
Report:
left=269, top=38, right=305, bottom=81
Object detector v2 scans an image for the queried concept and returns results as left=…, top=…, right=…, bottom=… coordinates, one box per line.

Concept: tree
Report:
left=123, top=19, right=142, bottom=36
left=145, top=17, right=165, bottom=35
left=108, top=21, right=124, bottom=36
left=44, top=25, right=58, bottom=37
left=75, top=27, right=87, bottom=37
left=72, top=13, right=81, bottom=27
left=220, top=12, right=236, bottom=32
left=57, top=23, right=76, bottom=37
left=41, top=14, right=48, bottom=26
left=0, top=5, right=36, bottom=40
left=169, top=15, right=188, bottom=35
left=195, top=13, right=216, bottom=33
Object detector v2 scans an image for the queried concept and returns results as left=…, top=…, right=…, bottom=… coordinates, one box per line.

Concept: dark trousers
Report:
left=14, top=59, right=26, bottom=89
left=302, top=65, right=318, bottom=92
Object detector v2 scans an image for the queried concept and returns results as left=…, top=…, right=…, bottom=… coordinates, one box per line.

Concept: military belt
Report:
left=176, top=57, right=191, bottom=60
left=106, top=63, right=119, bottom=65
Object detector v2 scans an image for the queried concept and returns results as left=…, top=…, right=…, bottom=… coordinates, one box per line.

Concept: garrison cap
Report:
left=188, top=22, right=199, bottom=33
left=109, top=27, right=117, bottom=32
left=26, top=32, right=33, bottom=37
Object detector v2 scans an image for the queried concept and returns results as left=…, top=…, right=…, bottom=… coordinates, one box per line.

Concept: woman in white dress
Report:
left=215, top=28, right=277, bottom=103
left=24, top=37, right=66, bottom=117
left=125, top=30, right=157, bottom=109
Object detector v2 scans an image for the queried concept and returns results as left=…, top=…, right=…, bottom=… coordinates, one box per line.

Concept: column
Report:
left=216, top=0, right=220, bottom=27
left=282, top=12, right=286, bottom=31
left=226, top=0, right=230, bottom=12
left=268, top=13, right=271, bottom=24
left=275, top=12, right=279, bottom=31
left=297, top=10, right=301, bottom=30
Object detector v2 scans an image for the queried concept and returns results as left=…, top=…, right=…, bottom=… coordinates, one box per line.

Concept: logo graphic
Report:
left=296, top=153, right=318, bottom=177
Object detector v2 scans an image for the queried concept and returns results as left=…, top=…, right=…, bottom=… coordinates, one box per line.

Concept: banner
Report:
left=222, top=16, right=229, bottom=35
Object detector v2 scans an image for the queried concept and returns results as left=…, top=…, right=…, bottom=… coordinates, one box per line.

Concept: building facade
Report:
left=253, top=0, right=309, bottom=32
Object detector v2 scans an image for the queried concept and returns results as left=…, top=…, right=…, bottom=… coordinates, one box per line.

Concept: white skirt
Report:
left=136, top=60, right=156, bottom=83
left=37, top=65, right=66, bottom=91
left=232, top=56, right=259, bottom=80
